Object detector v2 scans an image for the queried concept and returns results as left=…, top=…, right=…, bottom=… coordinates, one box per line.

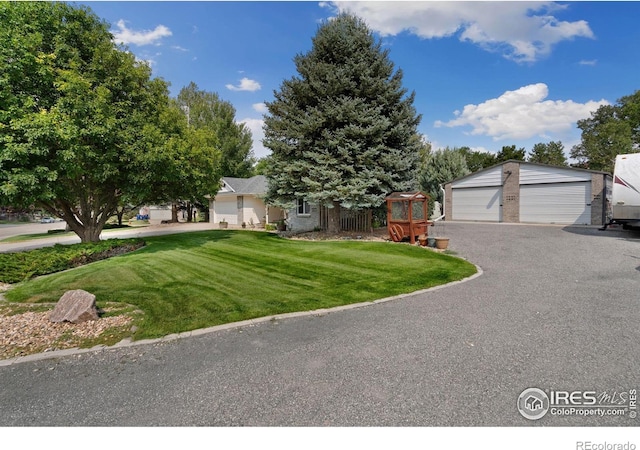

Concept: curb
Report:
left=0, top=264, right=483, bottom=367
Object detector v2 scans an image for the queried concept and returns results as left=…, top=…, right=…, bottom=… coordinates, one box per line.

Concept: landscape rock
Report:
left=49, top=289, right=99, bottom=324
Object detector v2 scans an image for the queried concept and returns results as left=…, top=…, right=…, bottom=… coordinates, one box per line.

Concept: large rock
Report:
left=49, top=289, right=99, bottom=324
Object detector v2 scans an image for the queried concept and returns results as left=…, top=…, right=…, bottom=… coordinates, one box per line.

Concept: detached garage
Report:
left=444, top=161, right=611, bottom=226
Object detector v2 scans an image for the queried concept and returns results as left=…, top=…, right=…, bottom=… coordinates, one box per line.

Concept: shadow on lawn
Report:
left=134, top=229, right=248, bottom=255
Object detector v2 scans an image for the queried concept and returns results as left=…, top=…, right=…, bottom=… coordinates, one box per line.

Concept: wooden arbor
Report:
left=386, top=191, right=431, bottom=244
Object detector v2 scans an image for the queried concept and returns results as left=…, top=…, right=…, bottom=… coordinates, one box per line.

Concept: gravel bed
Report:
left=0, top=306, right=132, bottom=360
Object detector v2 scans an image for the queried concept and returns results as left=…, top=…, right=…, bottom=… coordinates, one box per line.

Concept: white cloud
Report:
left=171, top=45, right=189, bottom=52
left=252, top=103, right=268, bottom=113
left=434, top=83, right=609, bottom=141
left=579, top=59, right=597, bottom=66
left=112, top=20, right=172, bottom=46
left=239, top=118, right=269, bottom=159
left=323, top=2, right=594, bottom=63
left=226, top=78, right=262, bottom=92
left=133, top=51, right=162, bottom=68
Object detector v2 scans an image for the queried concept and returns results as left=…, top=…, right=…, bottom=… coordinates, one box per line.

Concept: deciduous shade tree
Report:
left=570, top=90, right=640, bottom=174
left=177, top=82, right=254, bottom=179
left=419, top=147, right=470, bottom=213
left=528, top=141, right=567, bottom=166
left=0, top=3, right=217, bottom=242
left=263, top=13, right=422, bottom=232
left=457, top=147, right=497, bottom=173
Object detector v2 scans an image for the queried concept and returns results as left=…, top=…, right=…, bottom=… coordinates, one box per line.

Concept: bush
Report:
left=0, top=238, right=145, bottom=284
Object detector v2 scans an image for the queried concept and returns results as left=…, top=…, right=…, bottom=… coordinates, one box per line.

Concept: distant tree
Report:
left=496, top=145, right=526, bottom=162
left=528, top=141, right=567, bottom=166
left=142, top=100, right=222, bottom=223
left=253, top=156, right=272, bottom=176
left=417, top=138, right=432, bottom=173
left=177, top=82, right=254, bottom=179
left=570, top=91, right=640, bottom=173
left=419, top=147, right=470, bottom=209
left=0, top=2, right=176, bottom=242
left=263, top=13, right=422, bottom=232
left=457, top=147, right=498, bottom=172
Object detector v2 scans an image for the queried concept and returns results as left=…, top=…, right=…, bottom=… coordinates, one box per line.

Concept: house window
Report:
left=297, top=199, right=311, bottom=216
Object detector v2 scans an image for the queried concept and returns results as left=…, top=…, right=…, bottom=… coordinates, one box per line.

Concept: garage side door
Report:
left=452, top=187, right=502, bottom=221
left=520, top=182, right=591, bottom=224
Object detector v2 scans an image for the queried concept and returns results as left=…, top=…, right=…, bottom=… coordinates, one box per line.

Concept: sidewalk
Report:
left=0, top=222, right=219, bottom=253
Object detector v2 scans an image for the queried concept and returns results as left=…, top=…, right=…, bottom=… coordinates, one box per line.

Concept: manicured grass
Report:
left=5, top=230, right=476, bottom=340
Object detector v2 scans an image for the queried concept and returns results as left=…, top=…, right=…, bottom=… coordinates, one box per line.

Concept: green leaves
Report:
left=264, top=13, right=422, bottom=215
left=528, top=141, right=567, bottom=166
left=176, top=82, right=253, bottom=179
left=0, top=3, right=180, bottom=242
left=419, top=147, right=470, bottom=204
left=571, top=90, right=640, bottom=173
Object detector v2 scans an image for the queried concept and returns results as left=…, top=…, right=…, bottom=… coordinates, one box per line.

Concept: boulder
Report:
left=49, top=289, right=99, bottom=324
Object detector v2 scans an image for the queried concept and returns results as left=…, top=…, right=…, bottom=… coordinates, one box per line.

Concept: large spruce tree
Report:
left=263, top=13, right=422, bottom=232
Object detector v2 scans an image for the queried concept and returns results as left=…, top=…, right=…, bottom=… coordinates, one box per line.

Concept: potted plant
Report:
left=434, top=237, right=449, bottom=250
left=433, top=220, right=449, bottom=250
left=219, top=218, right=228, bottom=229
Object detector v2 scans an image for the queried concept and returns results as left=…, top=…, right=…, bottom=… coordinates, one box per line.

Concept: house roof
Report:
left=219, top=175, right=267, bottom=195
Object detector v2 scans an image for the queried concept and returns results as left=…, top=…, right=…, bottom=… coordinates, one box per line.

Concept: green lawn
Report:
left=5, top=230, right=476, bottom=340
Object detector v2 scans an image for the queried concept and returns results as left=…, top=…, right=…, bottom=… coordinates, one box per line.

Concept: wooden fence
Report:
left=320, top=206, right=373, bottom=232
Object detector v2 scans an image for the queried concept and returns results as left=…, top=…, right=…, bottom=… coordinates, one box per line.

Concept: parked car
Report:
left=41, top=217, right=55, bottom=223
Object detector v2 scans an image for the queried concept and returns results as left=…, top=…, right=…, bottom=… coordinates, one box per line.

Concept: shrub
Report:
left=0, top=238, right=145, bottom=284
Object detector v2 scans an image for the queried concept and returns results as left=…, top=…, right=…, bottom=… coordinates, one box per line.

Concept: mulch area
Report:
left=286, top=228, right=391, bottom=242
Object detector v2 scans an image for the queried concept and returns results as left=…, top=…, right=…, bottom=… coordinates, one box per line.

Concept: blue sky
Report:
left=80, top=1, right=640, bottom=161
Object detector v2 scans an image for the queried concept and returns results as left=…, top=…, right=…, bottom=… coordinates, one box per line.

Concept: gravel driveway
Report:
left=0, top=222, right=638, bottom=426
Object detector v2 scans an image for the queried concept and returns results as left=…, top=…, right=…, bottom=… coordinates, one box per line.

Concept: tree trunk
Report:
left=327, top=201, right=341, bottom=234
left=77, top=225, right=102, bottom=243
left=171, top=203, right=179, bottom=222
left=187, top=202, right=193, bottom=222
left=40, top=196, right=116, bottom=244
left=116, top=208, right=125, bottom=226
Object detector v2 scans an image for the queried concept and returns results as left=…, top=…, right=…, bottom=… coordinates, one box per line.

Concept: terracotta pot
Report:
left=435, top=237, right=449, bottom=250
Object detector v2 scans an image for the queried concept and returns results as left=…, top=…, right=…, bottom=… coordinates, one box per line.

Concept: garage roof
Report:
left=445, top=160, right=610, bottom=186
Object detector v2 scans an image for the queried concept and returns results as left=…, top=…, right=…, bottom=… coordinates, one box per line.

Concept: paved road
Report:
left=0, top=222, right=639, bottom=426
left=0, top=221, right=68, bottom=241
left=0, top=221, right=218, bottom=252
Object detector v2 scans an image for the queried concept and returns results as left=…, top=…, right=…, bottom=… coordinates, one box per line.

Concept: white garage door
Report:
left=452, top=187, right=502, bottom=221
left=214, top=197, right=238, bottom=224
left=520, top=182, right=591, bottom=224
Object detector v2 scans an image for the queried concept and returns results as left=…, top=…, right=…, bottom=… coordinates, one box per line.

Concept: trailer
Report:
left=610, top=153, right=640, bottom=229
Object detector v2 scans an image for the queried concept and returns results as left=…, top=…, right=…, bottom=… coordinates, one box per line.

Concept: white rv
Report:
left=611, top=153, right=640, bottom=229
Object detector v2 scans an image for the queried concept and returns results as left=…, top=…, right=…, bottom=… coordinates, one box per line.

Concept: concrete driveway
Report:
left=0, top=222, right=638, bottom=426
